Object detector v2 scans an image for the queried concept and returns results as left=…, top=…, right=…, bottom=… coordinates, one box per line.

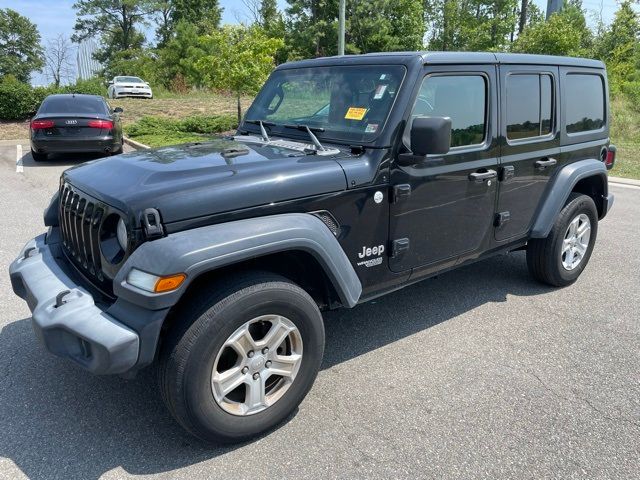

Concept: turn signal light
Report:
left=154, top=274, right=187, bottom=293
left=127, top=269, right=187, bottom=293
left=30, top=119, right=54, bottom=129
left=88, top=119, right=114, bottom=129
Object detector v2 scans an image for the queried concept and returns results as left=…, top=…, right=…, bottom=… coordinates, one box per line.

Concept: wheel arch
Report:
left=530, top=159, right=608, bottom=239
left=113, top=213, right=363, bottom=312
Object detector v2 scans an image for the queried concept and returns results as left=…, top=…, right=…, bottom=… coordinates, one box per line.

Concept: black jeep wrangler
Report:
left=10, top=52, right=615, bottom=443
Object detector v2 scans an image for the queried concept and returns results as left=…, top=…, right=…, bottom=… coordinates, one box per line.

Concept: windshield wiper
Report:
left=244, top=119, right=276, bottom=142
left=284, top=124, right=327, bottom=152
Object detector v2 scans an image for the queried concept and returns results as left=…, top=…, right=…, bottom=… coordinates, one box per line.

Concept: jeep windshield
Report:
left=244, top=65, right=406, bottom=144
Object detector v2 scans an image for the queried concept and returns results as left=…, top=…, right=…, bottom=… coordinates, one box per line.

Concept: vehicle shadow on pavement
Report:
left=0, top=251, right=553, bottom=479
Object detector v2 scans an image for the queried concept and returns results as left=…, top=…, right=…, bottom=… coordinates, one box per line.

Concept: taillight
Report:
left=605, top=145, right=616, bottom=170
left=88, top=120, right=113, bottom=129
left=31, top=119, right=54, bottom=130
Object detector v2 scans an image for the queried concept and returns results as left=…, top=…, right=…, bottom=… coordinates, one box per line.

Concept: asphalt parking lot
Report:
left=0, top=140, right=638, bottom=480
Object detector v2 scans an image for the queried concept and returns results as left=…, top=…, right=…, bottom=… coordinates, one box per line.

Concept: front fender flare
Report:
left=530, top=159, right=608, bottom=239
left=113, top=213, right=362, bottom=310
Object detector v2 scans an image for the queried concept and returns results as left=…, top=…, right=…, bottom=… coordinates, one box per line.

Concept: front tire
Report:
left=158, top=272, right=325, bottom=443
left=527, top=193, right=598, bottom=287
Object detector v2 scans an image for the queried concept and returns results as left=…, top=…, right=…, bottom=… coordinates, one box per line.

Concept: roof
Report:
left=278, top=51, right=605, bottom=70
left=44, top=93, right=103, bottom=99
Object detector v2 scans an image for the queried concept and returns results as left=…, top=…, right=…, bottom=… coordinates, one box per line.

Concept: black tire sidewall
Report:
left=550, top=194, right=598, bottom=284
left=179, top=282, right=324, bottom=442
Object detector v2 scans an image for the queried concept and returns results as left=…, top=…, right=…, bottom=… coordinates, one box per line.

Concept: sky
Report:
left=0, top=0, right=621, bottom=84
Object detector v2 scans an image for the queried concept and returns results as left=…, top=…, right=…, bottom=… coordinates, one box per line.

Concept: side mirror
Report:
left=108, top=80, right=114, bottom=85
left=113, top=107, right=123, bottom=113
left=398, top=116, right=451, bottom=166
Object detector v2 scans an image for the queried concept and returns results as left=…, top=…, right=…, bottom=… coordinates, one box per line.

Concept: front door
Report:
left=389, top=66, right=500, bottom=273
left=495, top=65, right=560, bottom=240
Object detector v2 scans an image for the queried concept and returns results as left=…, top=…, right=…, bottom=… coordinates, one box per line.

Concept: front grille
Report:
left=59, top=183, right=106, bottom=286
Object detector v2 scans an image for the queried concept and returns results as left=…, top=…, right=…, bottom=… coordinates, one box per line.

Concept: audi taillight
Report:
left=605, top=145, right=616, bottom=170
left=88, top=120, right=113, bottom=129
left=30, top=119, right=54, bottom=130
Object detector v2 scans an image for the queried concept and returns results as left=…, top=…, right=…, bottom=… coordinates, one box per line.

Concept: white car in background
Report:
left=107, top=76, right=153, bottom=99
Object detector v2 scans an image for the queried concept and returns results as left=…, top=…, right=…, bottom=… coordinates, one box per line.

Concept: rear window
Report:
left=506, top=74, right=553, bottom=140
left=38, top=96, right=108, bottom=115
left=565, top=74, right=605, bottom=134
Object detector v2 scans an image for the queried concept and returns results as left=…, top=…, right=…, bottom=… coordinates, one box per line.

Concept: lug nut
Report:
left=241, top=366, right=249, bottom=374
left=265, top=360, right=272, bottom=368
left=253, top=373, right=260, bottom=380
left=262, top=347, right=269, bottom=354
left=247, top=350, right=255, bottom=358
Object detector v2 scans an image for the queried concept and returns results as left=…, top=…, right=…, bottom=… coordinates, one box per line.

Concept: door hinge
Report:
left=499, top=165, right=515, bottom=182
left=392, top=184, right=411, bottom=202
left=494, top=211, right=511, bottom=227
left=391, top=238, right=410, bottom=257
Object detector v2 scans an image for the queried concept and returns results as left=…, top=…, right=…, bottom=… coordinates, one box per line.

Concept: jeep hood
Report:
left=62, top=138, right=348, bottom=224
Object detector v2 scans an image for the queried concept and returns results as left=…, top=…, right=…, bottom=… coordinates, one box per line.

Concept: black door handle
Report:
left=468, top=169, right=497, bottom=182
left=535, top=158, right=557, bottom=169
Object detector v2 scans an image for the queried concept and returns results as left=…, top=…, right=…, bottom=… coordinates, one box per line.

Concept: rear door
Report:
left=495, top=65, right=560, bottom=240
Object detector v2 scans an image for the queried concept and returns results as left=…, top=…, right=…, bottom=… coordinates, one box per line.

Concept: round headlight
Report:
left=117, top=217, right=128, bottom=251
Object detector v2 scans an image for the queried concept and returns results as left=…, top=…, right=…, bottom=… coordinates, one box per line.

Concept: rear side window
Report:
left=506, top=73, right=553, bottom=140
left=565, top=74, right=605, bottom=134
left=38, top=96, right=108, bottom=115
left=412, top=75, right=486, bottom=148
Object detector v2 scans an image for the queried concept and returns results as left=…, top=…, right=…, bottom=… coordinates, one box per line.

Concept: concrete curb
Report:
left=609, top=176, right=640, bottom=187
left=123, top=136, right=150, bottom=150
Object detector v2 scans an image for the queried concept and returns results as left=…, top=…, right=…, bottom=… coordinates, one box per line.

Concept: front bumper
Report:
left=9, top=234, right=140, bottom=374
left=114, top=90, right=152, bottom=98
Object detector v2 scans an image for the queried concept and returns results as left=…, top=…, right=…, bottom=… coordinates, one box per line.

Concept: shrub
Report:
left=124, top=114, right=238, bottom=147
left=0, top=76, right=39, bottom=120
left=621, top=81, right=640, bottom=112
left=59, top=77, right=107, bottom=96
left=179, top=115, right=237, bottom=134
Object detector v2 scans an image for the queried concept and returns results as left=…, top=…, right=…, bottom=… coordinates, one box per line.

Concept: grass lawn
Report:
left=609, top=95, right=640, bottom=180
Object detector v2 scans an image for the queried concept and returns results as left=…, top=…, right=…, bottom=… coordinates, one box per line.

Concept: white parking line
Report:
left=16, top=144, right=23, bottom=173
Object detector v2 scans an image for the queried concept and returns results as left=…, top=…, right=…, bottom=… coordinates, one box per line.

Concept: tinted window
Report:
left=39, top=96, right=108, bottom=115
left=565, top=74, right=605, bottom=133
left=506, top=74, right=553, bottom=140
left=412, top=75, right=486, bottom=147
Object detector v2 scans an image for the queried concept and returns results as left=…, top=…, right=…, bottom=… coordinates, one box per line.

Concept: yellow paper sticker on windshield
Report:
left=345, top=107, right=368, bottom=120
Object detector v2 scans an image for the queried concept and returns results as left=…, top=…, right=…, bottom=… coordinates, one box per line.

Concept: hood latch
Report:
left=142, top=208, right=164, bottom=239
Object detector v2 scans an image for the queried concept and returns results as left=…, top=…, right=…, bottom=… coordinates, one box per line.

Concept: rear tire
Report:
left=158, top=272, right=325, bottom=443
left=31, top=149, right=47, bottom=162
left=527, top=193, right=598, bottom=287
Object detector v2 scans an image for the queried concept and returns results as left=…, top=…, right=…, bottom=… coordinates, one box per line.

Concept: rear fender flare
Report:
left=530, top=159, right=607, bottom=239
left=113, top=213, right=362, bottom=310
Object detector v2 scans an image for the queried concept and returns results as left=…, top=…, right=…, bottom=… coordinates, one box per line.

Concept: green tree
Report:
left=157, top=20, right=208, bottom=88
left=427, top=0, right=519, bottom=51
left=592, top=0, right=640, bottom=90
left=0, top=9, right=44, bottom=83
left=73, top=0, right=155, bottom=72
left=346, top=0, right=425, bottom=53
left=512, top=2, right=591, bottom=56
left=285, top=0, right=339, bottom=58
left=197, top=25, right=283, bottom=122
left=285, top=0, right=425, bottom=59
left=170, top=0, right=223, bottom=35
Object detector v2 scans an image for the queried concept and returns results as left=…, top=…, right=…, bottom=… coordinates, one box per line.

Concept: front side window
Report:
left=411, top=75, right=487, bottom=148
left=506, top=73, right=554, bottom=140
left=565, top=74, right=605, bottom=134
left=245, top=65, right=406, bottom=142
